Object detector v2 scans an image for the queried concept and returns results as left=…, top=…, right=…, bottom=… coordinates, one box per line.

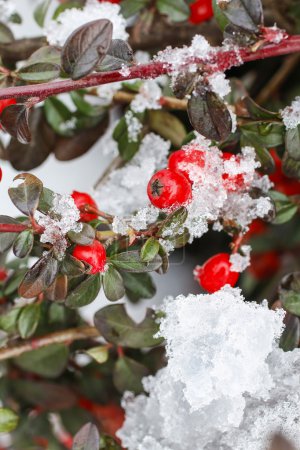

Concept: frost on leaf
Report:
left=45, top=0, right=128, bottom=47
left=36, top=194, right=82, bottom=259
left=118, top=287, right=300, bottom=450
left=0, top=0, right=16, bottom=21
left=280, top=97, right=300, bottom=130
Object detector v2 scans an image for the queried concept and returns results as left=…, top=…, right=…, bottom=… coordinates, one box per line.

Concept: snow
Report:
left=131, top=80, right=162, bottom=113
left=125, top=111, right=143, bottom=143
left=118, top=286, right=300, bottom=450
left=230, top=245, right=251, bottom=272
left=0, top=0, right=16, bottom=21
left=208, top=72, right=231, bottom=99
left=45, top=0, right=128, bottom=47
left=35, top=194, right=82, bottom=259
left=280, top=97, right=300, bottom=130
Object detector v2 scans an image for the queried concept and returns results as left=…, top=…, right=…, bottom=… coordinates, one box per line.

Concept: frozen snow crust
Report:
left=118, top=286, right=300, bottom=450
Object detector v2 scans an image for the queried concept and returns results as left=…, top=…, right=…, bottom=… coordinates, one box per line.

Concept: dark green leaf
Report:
left=18, top=303, right=40, bottom=339
left=68, top=223, right=95, bottom=246
left=19, top=252, right=59, bottom=298
left=44, top=97, right=73, bottom=137
left=113, top=356, right=149, bottom=394
left=38, top=187, right=55, bottom=214
left=255, top=147, right=275, bottom=174
left=282, top=152, right=300, bottom=179
left=141, top=237, right=160, bottom=262
left=279, top=313, right=300, bottom=352
left=269, top=191, right=298, bottom=225
left=279, top=272, right=300, bottom=316
left=0, top=104, right=31, bottom=144
left=0, top=408, right=18, bottom=433
left=52, top=2, right=83, bottom=20
left=157, top=0, right=190, bottom=22
left=3, top=269, right=27, bottom=297
left=0, top=22, right=14, bottom=44
left=110, top=250, right=162, bottom=273
left=241, top=122, right=284, bottom=148
left=166, top=227, right=190, bottom=248
left=61, top=19, right=113, bottom=80
left=188, top=87, right=232, bottom=142
left=15, top=343, right=69, bottom=378
left=0, top=216, right=20, bottom=253
left=94, top=304, right=163, bottom=348
left=34, top=0, right=51, bottom=27
left=120, top=0, right=148, bottom=18
left=13, top=230, right=34, bottom=258
left=9, top=173, right=43, bottom=217
left=122, top=272, right=156, bottom=302
left=66, top=274, right=101, bottom=308
left=16, top=62, right=61, bottom=83
left=217, top=0, right=263, bottom=32
left=243, top=97, right=279, bottom=120
left=70, top=90, right=104, bottom=117
left=103, top=266, right=125, bottom=302
left=97, top=39, right=133, bottom=72
left=148, top=110, right=186, bottom=147
left=61, top=254, right=87, bottom=278
left=212, top=0, right=229, bottom=30
left=72, top=423, right=100, bottom=450
left=286, top=125, right=300, bottom=161
left=113, top=116, right=142, bottom=161
left=158, top=206, right=188, bottom=236
left=29, top=45, right=61, bottom=65
left=0, top=307, right=21, bottom=334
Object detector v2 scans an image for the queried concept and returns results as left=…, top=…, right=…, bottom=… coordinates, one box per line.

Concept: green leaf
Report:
left=148, top=110, right=186, bottom=147
left=94, top=304, right=163, bottom=348
left=0, top=216, right=20, bottom=253
left=0, top=307, right=21, bottom=334
left=157, top=0, right=190, bottom=22
left=72, top=423, right=100, bottom=450
left=19, top=252, right=59, bottom=299
left=3, top=269, right=27, bottom=297
left=282, top=152, right=300, bottom=179
left=243, top=97, right=279, bottom=121
left=97, top=39, right=133, bottom=72
left=285, top=125, right=300, bottom=161
left=0, top=408, right=18, bottom=433
left=279, top=313, right=300, bottom=352
left=52, top=2, right=82, bottom=20
left=241, top=122, right=284, bottom=148
left=166, top=227, right=190, bottom=248
left=61, top=19, right=113, bottom=80
left=269, top=191, right=298, bottom=225
left=122, top=272, right=156, bottom=302
left=103, top=266, right=125, bottom=302
left=13, top=230, right=34, bottom=258
left=44, top=97, right=74, bottom=137
left=110, top=250, right=162, bottom=273
left=68, top=223, right=95, bottom=246
left=65, top=274, right=101, bottom=308
left=279, top=272, right=300, bottom=317
left=85, top=345, right=109, bottom=364
left=141, top=237, right=160, bottom=262
left=14, top=343, right=69, bottom=378
left=70, top=90, right=104, bottom=117
left=217, top=0, right=263, bottom=32
left=61, top=254, right=87, bottom=278
left=29, top=45, right=61, bottom=65
left=254, top=147, right=275, bottom=174
left=38, top=187, right=55, bottom=214
left=0, top=22, right=14, bottom=44
left=8, top=173, right=43, bottom=217
left=18, top=303, right=40, bottom=339
left=16, top=62, right=61, bottom=83
left=113, top=356, right=149, bottom=394
left=158, top=206, right=188, bottom=236
left=34, top=0, right=51, bottom=27
left=113, top=116, right=142, bottom=162
left=212, top=0, right=229, bottom=30
left=120, top=0, right=148, bottom=18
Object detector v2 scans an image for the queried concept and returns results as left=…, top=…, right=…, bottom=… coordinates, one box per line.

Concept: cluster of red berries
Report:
left=269, top=149, right=300, bottom=196
left=194, top=253, right=239, bottom=293
left=71, top=191, right=107, bottom=274
left=147, top=148, right=246, bottom=210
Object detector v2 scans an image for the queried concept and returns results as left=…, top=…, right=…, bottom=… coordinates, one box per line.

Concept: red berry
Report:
left=194, top=253, right=239, bottom=293
left=244, top=219, right=267, bottom=241
left=189, top=0, right=213, bottom=24
left=269, top=149, right=300, bottom=195
left=72, top=240, right=106, bottom=274
left=147, top=169, right=192, bottom=210
left=72, top=191, right=98, bottom=222
left=0, top=99, right=17, bottom=116
left=0, top=268, right=7, bottom=282
left=249, top=251, right=280, bottom=280
left=0, top=167, right=2, bottom=183
left=222, top=152, right=246, bottom=191
left=168, top=148, right=205, bottom=183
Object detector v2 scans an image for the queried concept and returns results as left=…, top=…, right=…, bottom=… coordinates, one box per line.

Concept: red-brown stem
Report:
left=0, top=35, right=300, bottom=101
left=231, top=233, right=244, bottom=254
left=117, top=345, right=124, bottom=358
left=0, top=223, right=28, bottom=233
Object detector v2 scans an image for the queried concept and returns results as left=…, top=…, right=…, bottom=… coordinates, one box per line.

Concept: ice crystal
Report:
left=45, top=0, right=128, bottom=47
left=119, top=64, right=131, bottom=77
left=118, top=287, right=300, bottom=450
left=95, top=133, right=170, bottom=215
left=131, top=80, right=162, bottom=113
left=125, top=111, right=143, bottom=142
left=0, top=0, right=16, bottom=21
left=208, top=72, right=231, bottom=99
left=36, top=194, right=82, bottom=259
left=280, top=97, right=300, bottom=129
left=112, top=216, right=129, bottom=235
left=230, top=245, right=251, bottom=272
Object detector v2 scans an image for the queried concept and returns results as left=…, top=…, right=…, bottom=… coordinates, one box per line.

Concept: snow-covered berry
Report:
left=147, top=169, right=192, bottom=210
left=194, top=253, right=239, bottom=293
left=71, top=191, right=98, bottom=223
left=222, top=152, right=246, bottom=191
left=168, top=148, right=205, bottom=183
left=72, top=240, right=106, bottom=274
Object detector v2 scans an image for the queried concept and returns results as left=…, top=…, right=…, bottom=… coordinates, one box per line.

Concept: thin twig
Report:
left=0, top=326, right=100, bottom=361
left=113, top=91, right=188, bottom=110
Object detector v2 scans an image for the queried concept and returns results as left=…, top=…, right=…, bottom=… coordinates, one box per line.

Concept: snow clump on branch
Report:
left=118, top=286, right=300, bottom=450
